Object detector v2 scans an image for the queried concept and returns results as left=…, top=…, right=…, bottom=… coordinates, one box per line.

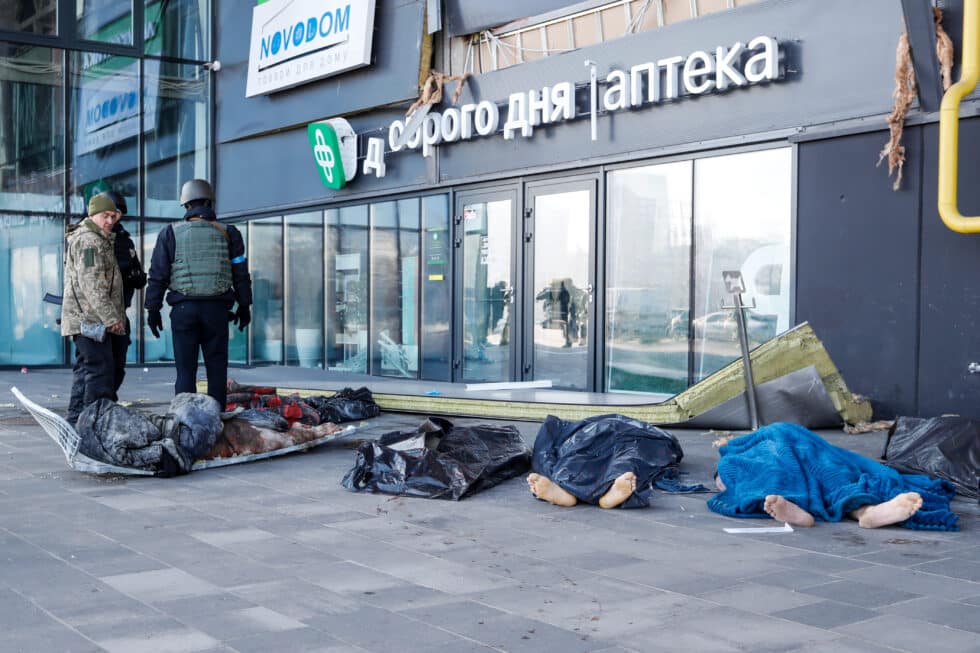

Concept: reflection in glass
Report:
left=122, top=219, right=140, bottom=363
left=326, top=206, right=368, bottom=373
left=0, top=45, right=65, bottom=212
left=693, top=148, right=791, bottom=381
left=250, top=217, right=283, bottom=364
left=77, top=1, right=133, bottom=45
left=606, top=162, right=692, bottom=394
left=285, top=212, right=324, bottom=368
left=532, top=189, right=590, bottom=390
left=0, top=215, right=64, bottom=364
left=143, top=61, right=209, bottom=218
left=145, top=0, right=209, bottom=60
left=421, top=195, right=451, bottom=381
left=462, top=199, right=512, bottom=382
left=142, top=222, right=174, bottom=361
left=371, top=199, right=420, bottom=378
left=0, top=2, right=58, bottom=34
left=228, top=222, right=247, bottom=364
left=69, top=51, right=139, bottom=216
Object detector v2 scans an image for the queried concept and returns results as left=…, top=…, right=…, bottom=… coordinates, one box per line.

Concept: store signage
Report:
left=312, top=35, right=786, bottom=186
left=246, top=0, right=377, bottom=97
left=308, top=118, right=358, bottom=189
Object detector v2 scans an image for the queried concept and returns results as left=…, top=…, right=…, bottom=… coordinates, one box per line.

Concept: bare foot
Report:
left=598, top=472, right=637, bottom=509
left=856, top=492, right=923, bottom=529
left=527, top=473, right=577, bottom=507
left=764, top=495, right=815, bottom=527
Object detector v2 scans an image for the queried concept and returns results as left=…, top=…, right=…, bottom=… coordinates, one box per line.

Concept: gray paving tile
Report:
left=881, top=596, right=980, bottom=633
left=773, top=553, right=874, bottom=574
left=0, top=588, right=62, bottom=630
left=787, top=637, right=907, bottom=653
left=550, top=551, right=647, bottom=572
left=302, top=605, right=462, bottom=651
left=911, top=558, right=980, bottom=582
left=358, top=584, right=458, bottom=612
left=227, top=627, right=348, bottom=653
left=176, top=605, right=306, bottom=640
left=97, top=626, right=221, bottom=653
left=798, top=579, right=920, bottom=608
left=843, top=564, right=980, bottom=600
left=698, top=581, right=822, bottom=615
left=2, top=624, right=103, bottom=653
left=100, top=568, right=222, bottom=602
left=835, top=614, right=980, bottom=653
left=230, top=579, right=362, bottom=620
left=772, top=599, right=878, bottom=628
left=747, top=568, right=840, bottom=591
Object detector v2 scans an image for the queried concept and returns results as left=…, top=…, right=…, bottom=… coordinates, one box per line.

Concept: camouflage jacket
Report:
left=61, top=219, right=125, bottom=337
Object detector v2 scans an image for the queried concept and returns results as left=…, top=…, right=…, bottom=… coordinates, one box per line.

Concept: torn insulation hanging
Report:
left=407, top=70, right=470, bottom=117
left=879, top=8, right=955, bottom=191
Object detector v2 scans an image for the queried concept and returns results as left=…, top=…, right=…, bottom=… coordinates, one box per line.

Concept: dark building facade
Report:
left=3, top=0, right=979, bottom=419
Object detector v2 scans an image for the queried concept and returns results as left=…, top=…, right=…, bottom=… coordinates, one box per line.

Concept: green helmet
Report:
left=179, top=179, right=214, bottom=206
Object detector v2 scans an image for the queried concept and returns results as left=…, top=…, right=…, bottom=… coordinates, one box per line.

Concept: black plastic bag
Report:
left=342, top=417, right=531, bottom=500
left=883, top=416, right=980, bottom=500
left=306, top=387, right=381, bottom=423
left=532, top=414, right=700, bottom=509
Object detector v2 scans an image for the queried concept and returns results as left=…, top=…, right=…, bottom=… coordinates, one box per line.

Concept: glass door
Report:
left=455, top=189, right=518, bottom=383
left=525, top=180, right=596, bottom=390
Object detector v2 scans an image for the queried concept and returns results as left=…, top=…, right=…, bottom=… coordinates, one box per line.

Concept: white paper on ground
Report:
left=723, top=522, right=794, bottom=534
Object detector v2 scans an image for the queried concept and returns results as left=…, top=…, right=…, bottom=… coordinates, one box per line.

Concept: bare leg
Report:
left=851, top=492, right=922, bottom=529
left=764, top=495, right=815, bottom=527
left=598, top=472, right=637, bottom=509
left=527, top=473, right=577, bottom=507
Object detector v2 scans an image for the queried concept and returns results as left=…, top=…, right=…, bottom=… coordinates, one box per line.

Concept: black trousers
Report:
left=67, top=334, right=117, bottom=425
left=110, top=317, right=131, bottom=393
left=170, top=300, right=229, bottom=408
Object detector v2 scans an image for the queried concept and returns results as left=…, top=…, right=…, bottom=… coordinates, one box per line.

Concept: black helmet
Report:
left=103, top=190, right=127, bottom=216
left=180, top=179, right=214, bottom=206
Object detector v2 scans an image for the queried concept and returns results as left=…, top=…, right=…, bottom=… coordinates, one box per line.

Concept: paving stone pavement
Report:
left=0, top=368, right=977, bottom=653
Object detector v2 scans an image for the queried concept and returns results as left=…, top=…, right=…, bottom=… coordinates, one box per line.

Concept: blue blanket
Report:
left=708, top=423, right=958, bottom=531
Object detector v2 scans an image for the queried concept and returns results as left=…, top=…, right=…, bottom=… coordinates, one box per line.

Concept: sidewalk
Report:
left=0, top=368, right=977, bottom=653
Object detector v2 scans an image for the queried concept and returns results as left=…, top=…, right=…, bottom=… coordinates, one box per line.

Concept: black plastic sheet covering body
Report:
left=306, top=387, right=381, bottom=423
left=884, top=416, right=980, bottom=500
left=342, top=417, right=531, bottom=500
left=532, top=414, right=687, bottom=509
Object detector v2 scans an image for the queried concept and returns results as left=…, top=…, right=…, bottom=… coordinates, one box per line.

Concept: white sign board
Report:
left=246, top=0, right=376, bottom=98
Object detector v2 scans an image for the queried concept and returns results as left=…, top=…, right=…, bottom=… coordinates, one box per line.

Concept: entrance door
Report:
left=455, top=189, right=518, bottom=383
left=525, top=180, right=596, bottom=390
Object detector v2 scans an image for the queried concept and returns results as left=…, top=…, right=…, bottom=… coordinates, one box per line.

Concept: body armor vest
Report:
left=170, top=221, right=232, bottom=296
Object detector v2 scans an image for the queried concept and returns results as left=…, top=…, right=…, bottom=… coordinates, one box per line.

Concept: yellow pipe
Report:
left=938, top=0, right=980, bottom=233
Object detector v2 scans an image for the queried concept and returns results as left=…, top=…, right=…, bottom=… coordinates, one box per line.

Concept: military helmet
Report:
left=179, top=179, right=214, bottom=206
left=103, top=190, right=127, bottom=216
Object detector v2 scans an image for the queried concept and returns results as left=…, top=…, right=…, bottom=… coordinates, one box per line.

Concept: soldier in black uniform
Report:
left=145, top=179, right=252, bottom=409
left=103, top=190, right=146, bottom=392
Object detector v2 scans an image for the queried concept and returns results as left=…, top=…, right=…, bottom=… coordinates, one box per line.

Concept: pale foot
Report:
left=764, top=495, right=815, bottom=527
left=598, top=472, right=637, bottom=509
left=527, top=473, right=577, bottom=507
left=856, top=492, right=923, bottom=529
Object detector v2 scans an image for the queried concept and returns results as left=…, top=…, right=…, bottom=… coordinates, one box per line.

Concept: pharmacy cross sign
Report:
left=307, top=118, right=358, bottom=189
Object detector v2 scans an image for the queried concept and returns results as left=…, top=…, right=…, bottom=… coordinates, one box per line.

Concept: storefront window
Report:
left=421, top=194, right=451, bottom=381
left=0, top=215, right=64, bottom=364
left=285, top=212, right=324, bottom=368
left=693, top=148, right=792, bottom=381
left=145, top=0, right=209, bottom=60
left=371, top=199, right=420, bottom=378
left=250, top=217, right=283, bottom=364
left=77, top=1, right=133, bottom=45
left=606, top=161, right=692, bottom=394
left=68, top=50, right=140, bottom=216
left=142, top=221, right=174, bottom=362
left=0, top=44, right=65, bottom=213
left=123, top=219, right=140, bottom=363
left=326, top=205, right=369, bottom=373
left=0, top=2, right=58, bottom=35
left=143, top=60, right=209, bottom=218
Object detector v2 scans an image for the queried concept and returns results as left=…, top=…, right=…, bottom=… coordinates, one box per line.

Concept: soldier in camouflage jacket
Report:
left=62, top=193, right=126, bottom=425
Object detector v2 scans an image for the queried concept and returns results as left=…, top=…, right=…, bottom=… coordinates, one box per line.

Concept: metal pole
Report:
left=732, top=291, right=760, bottom=430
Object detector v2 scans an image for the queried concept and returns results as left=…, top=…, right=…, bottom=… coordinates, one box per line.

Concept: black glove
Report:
left=124, top=265, right=147, bottom=290
left=234, top=304, right=251, bottom=331
left=147, top=309, right=163, bottom=338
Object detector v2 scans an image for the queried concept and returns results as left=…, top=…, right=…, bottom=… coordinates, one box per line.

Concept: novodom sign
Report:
left=312, top=35, right=785, bottom=185
left=246, top=0, right=376, bottom=98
